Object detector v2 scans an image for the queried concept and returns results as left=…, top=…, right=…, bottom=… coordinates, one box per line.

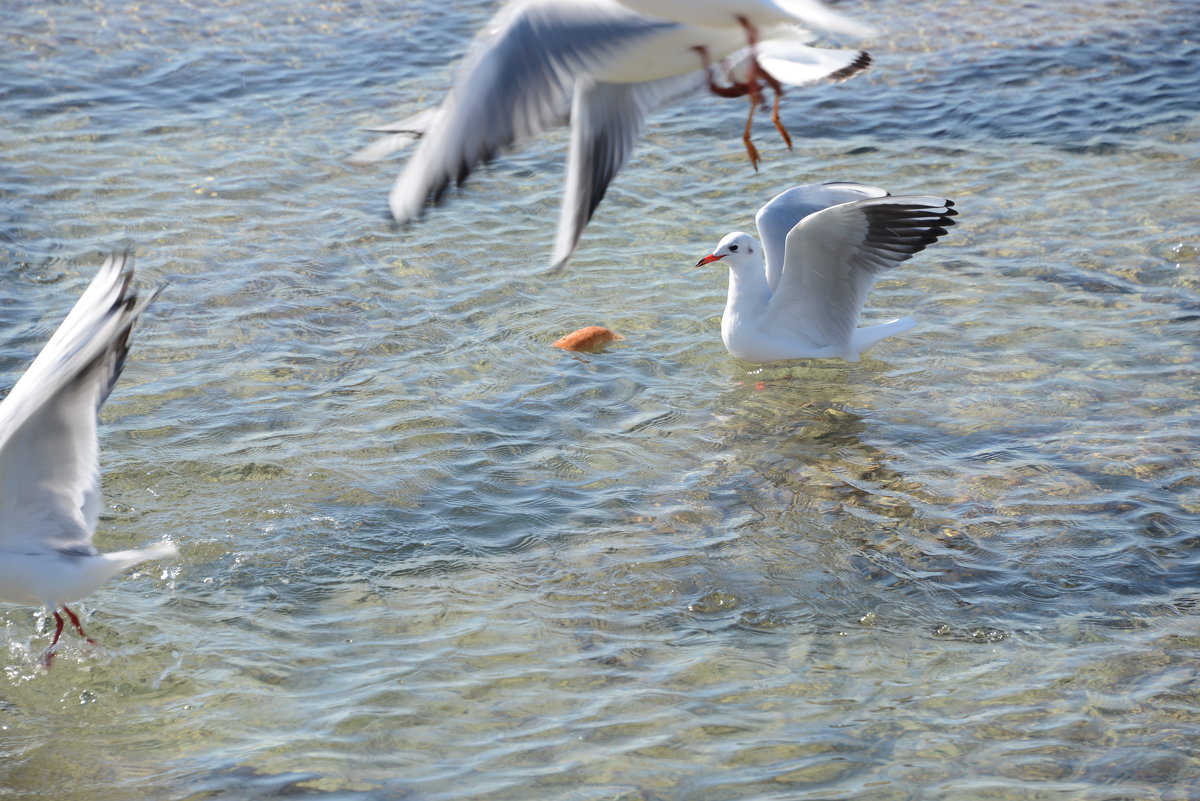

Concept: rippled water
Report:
left=2, top=0, right=1199, bottom=798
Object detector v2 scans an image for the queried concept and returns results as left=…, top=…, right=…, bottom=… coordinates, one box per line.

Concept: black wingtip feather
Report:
left=828, top=50, right=872, bottom=82
left=859, top=197, right=957, bottom=265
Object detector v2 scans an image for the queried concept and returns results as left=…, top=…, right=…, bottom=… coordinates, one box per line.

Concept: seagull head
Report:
left=696, top=232, right=759, bottom=268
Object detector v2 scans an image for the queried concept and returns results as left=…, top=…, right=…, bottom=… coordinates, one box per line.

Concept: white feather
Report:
left=0, top=254, right=175, bottom=643
left=699, top=183, right=957, bottom=363
left=358, top=0, right=873, bottom=269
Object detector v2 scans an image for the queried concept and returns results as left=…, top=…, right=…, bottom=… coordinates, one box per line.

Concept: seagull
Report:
left=696, top=182, right=957, bottom=363
left=0, top=252, right=175, bottom=667
left=353, top=0, right=872, bottom=270
left=693, top=33, right=870, bottom=170
left=616, top=0, right=876, bottom=166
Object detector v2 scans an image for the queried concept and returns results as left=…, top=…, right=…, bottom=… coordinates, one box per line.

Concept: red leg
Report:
left=736, top=15, right=792, bottom=150
left=761, top=68, right=792, bottom=150
left=742, top=100, right=761, bottom=171
left=693, top=46, right=750, bottom=98
left=62, top=605, right=97, bottom=645
left=736, top=15, right=759, bottom=48
left=38, top=611, right=67, bottom=668
left=50, top=611, right=66, bottom=647
left=693, top=40, right=768, bottom=170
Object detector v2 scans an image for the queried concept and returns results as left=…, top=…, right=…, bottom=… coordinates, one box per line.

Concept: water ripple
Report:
left=2, top=0, right=1200, bottom=799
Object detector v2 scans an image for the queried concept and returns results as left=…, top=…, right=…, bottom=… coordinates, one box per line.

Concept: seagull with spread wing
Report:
left=697, top=182, right=958, bottom=362
left=353, top=0, right=872, bottom=270
left=0, top=253, right=175, bottom=667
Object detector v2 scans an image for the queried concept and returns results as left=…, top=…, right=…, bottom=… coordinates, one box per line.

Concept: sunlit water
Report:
left=2, top=0, right=1199, bottom=798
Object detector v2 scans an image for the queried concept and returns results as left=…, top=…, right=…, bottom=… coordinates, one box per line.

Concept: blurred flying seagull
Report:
left=352, top=0, right=873, bottom=270
left=0, top=253, right=175, bottom=667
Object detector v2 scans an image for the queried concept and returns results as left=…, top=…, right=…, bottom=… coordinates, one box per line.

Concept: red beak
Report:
left=696, top=253, right=724, bottom=266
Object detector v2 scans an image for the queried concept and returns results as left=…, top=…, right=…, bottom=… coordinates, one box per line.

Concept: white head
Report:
left=696, top=232, right=761, bottom=271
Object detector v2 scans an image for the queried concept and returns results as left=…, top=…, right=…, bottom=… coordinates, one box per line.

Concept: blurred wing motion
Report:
left=0, top=253, right=174, bottom=666
left=354, top=0, right=873, bottom=269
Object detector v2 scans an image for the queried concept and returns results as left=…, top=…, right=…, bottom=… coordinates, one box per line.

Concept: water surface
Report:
left=2, top=0, right=1199, bottom=799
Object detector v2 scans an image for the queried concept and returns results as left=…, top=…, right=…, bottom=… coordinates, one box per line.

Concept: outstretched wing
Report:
left=386, top=0, right=673, bottom=224
left=550, top=71, right=702, bottom=271
left=755, top=46, right=870, bottom=87
left=725, top=34, right=871, bottom=89
left=764, top=195, right=956, bottom=352
left=550, top=35, right=866, bottom=271
left=0, top=253, right=160, bottom=553
left=755, top=182, right=889, bottom=292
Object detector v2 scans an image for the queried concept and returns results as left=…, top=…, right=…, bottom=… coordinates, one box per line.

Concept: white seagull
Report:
left=354, top=0, right=872, bottom=270
left=615, top=0, right=876, bottom=161
left=696, top=182, right=957, bottom=363
left=0, top=253, right=175, bottom=667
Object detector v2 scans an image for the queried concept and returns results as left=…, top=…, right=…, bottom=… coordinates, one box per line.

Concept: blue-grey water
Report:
left=2, top=0, right=1199, bottom=798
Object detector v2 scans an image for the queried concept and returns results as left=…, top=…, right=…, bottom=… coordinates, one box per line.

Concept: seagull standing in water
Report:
left=697, top=183, right=957, bottom=363
left=0, top=253, right=175, bottom=667
left=354, top=0, right=872, bottom=270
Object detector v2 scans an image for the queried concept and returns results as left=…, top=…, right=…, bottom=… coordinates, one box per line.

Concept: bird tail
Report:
left=848, top=316, right=916, bottom=360
left=99, top=541, right=179, bottom=575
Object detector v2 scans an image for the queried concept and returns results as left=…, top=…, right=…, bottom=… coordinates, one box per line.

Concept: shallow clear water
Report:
left=2, top=0, right=1199, bottom=798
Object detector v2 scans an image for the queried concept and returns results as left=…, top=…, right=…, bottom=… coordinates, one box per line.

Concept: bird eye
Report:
left=729, top=244, right=739, bottom=252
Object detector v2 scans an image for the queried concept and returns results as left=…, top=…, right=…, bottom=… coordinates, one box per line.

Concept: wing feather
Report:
left=386, top=0, right=673, bottom=223
left=764, top=195, right=956, bottom=351
left=755, top=182, right=889, bottom=292
left=0, top=254, right=159, bottom=553
left=550, top=71, right=702, bottom=271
